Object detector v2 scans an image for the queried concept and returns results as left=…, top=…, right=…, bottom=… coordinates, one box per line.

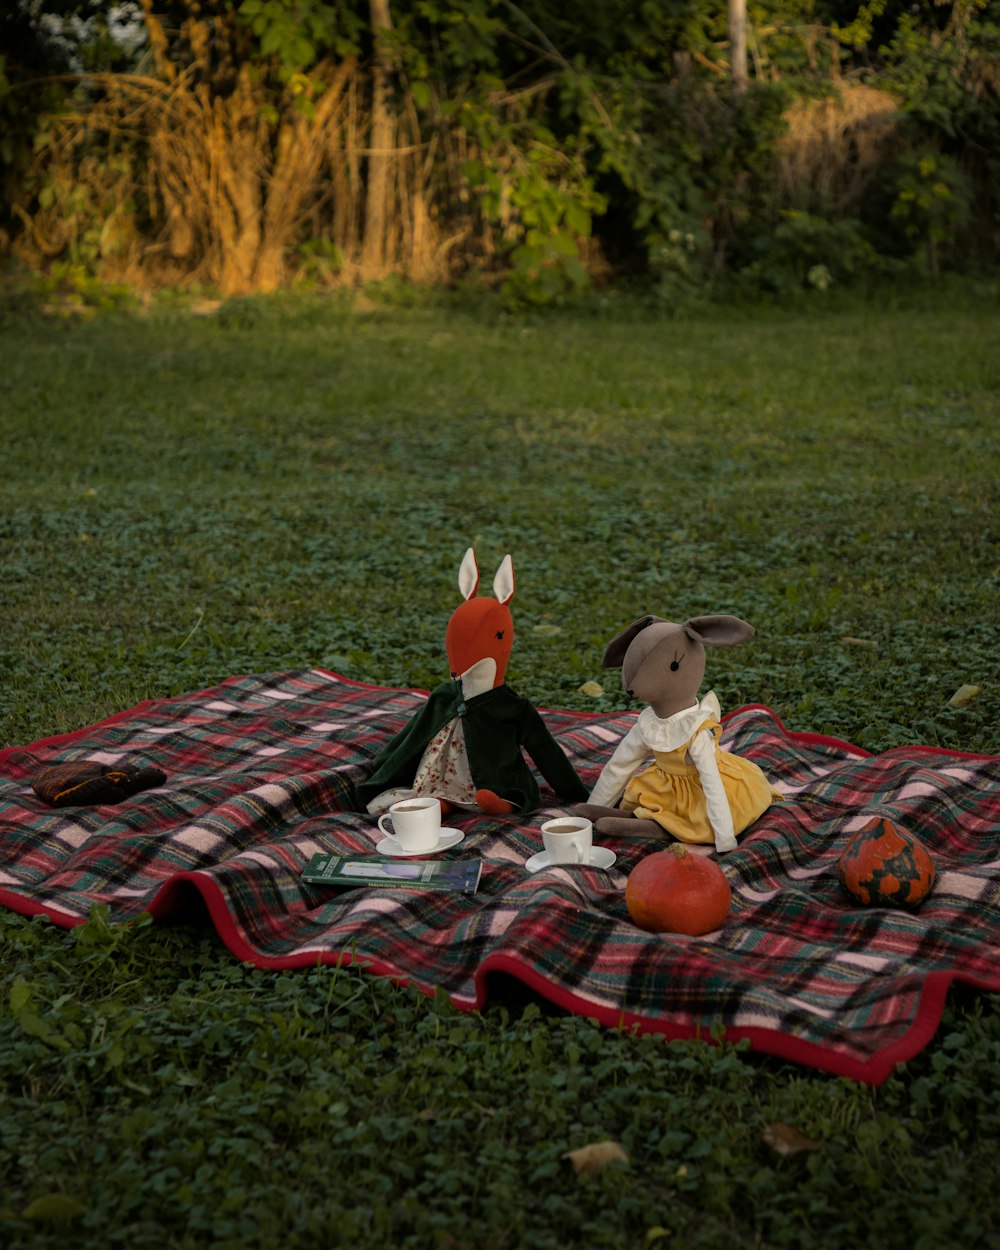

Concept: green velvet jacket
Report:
left=354, top=681, right=589, bottom=814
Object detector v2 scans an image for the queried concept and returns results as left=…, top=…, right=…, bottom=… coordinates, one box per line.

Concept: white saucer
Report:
left=525, top=846, right=617, bottom=873
left=375, top=828, right=465, bottom=857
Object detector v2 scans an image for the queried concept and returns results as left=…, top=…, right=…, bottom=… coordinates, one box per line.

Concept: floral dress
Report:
left=365, top=660, right=490, bottom=815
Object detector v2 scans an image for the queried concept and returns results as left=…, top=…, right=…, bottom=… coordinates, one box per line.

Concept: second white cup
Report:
left=540, top=817, right=593, bottom=865
left=377, top=796, right=442, bottom=852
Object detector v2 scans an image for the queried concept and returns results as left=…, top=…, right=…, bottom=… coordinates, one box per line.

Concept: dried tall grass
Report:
left=775, top=83, right=902, bottom=213
left=11, top=41, right=478, bottom=293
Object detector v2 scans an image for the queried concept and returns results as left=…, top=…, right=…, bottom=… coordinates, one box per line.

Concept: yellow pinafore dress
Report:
left=621, top=717, right=780, bottom=845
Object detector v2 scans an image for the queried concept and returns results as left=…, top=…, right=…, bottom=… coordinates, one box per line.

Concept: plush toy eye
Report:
left=495, top=630, right=505, bottom=640
left=670, top=653, right=682, bottom=672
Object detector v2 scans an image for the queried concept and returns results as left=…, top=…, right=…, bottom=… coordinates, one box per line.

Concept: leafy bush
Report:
left=889, top=148, right=973, bottom=273
left=874, top=0, right=1000, bottom=266
left=461, top=104, right=602, bottom=307
left=739, top=210, right=898, bottom=293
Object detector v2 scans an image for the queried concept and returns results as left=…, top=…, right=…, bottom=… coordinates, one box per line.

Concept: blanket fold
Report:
left=1, top=668, right=998, bottom=1085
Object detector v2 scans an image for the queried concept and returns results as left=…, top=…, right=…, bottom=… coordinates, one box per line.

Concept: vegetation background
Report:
left=1, top=0, right=998, bottom=303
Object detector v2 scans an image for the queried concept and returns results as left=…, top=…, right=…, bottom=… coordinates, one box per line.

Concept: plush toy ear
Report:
left=601, top=615, right=660, bottom=668
left=683, top=615, right=755, bottom=648
left=458, top=548, right=480, bottom=601
left=492, top=554, right=515, bottom=605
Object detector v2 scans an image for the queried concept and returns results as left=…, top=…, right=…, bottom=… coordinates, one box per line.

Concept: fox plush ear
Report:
left=458, top=548, right=480, bottom=601
left=601, top=616, right=661, bottom=668
left=683, top=615, right=755, bottom=647
left=492, top=554, right=515, bottom=606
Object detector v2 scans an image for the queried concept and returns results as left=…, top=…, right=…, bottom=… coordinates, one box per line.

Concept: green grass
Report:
left=1, top=285, right=999, bottom=1248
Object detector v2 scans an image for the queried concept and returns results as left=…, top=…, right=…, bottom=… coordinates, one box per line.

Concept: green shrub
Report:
left=739, top=210, right=899, bottom=293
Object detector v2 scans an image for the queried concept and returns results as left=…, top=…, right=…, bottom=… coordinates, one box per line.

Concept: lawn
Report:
left=1, top=284, right=999, bottom=1248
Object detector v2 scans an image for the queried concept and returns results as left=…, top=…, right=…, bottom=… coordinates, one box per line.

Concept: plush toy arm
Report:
left=687, top=729, right=737, bottom=853
left=588, top=723, right=648, bottom=808
left=519, top=704, right=589, bottom=802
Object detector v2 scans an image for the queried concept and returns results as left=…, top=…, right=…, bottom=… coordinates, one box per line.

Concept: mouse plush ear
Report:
left=601, top=616, right=661, bottom=668
left=458, top=548, right=480, bottom=601
left=492, top=554, right=515, bottom=605
left=683, top=615, right=755, bottom=648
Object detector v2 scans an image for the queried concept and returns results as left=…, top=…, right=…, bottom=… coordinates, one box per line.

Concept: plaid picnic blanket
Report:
left=2, top=669, right=998, bottom=1085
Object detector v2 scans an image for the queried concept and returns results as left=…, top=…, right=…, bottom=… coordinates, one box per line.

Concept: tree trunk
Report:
left=361, top=0, right=395, bottom=278
left=729, top=0, right=748, bottom=95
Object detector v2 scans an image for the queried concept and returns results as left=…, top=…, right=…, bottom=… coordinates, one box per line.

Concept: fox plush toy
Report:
left=355, top=549, right=589, bottom=817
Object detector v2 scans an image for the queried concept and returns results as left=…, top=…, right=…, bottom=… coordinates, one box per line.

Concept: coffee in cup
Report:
left=377, top=796, right=442, bottom=852
left=540, top=816, right=593, bottom=865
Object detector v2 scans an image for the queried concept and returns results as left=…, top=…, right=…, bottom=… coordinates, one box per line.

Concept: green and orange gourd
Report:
left=836, top=817, right=936, bottom=910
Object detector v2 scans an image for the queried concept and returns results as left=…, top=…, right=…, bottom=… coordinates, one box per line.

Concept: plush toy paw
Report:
left=32, top=761, right=166, bottom=808
left=714, top=833, right=739, bottom=855
left=574, top=802, right=622, bottom=823
left=475, top=788, right=516, bottom=815
left=595, top=815, right=662, bottom=838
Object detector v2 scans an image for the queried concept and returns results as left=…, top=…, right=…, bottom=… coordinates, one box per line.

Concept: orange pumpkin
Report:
left=837, top=817, right=935, bottom=910
left=625, top=844, right=732, bottom=936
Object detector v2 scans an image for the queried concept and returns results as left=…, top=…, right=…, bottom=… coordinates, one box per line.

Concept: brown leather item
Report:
left=32, top=761, right=167, bottom=807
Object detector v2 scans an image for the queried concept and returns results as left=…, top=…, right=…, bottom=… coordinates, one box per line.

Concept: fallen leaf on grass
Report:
left=761, top=1122, right=824, bottom=1157
left=9, top=976, right=31, bottom=1014
left=563, top=1140, right=630, bottom=1176
left=841, top=636, right=878, bottom=649
left=532, top=623, right=562, bottom=637
left=578, top=680, right=605, bottom=697
left=22, top=1194, right=87, bottom=1224
left=949, top=684, right=981, bottom=707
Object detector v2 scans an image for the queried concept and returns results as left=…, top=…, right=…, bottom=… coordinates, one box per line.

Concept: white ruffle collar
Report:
left=636, top=691, right=721, bottom=752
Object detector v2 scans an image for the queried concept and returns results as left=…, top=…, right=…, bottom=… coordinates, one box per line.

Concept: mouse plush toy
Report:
left=355, top=549, right=589, bottom=817
left=576, top=614, right=781, bottom=853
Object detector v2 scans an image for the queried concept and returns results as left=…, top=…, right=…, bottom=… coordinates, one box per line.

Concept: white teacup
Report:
left=377, top=797, right=442, bottom=853
left=540, top=817, right=593, bottom=866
